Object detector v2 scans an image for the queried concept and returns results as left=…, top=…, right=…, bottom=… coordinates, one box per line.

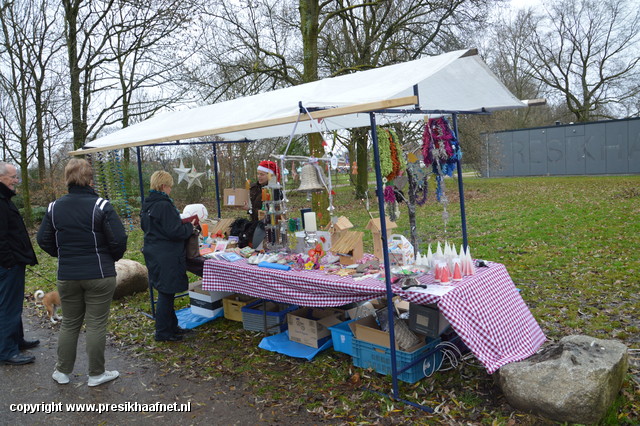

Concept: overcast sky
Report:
left=510, top=0, right=543, bottom=9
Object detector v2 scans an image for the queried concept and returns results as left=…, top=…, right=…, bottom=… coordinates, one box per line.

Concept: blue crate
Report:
left=352, top=337, right=442, bottom=384
left=241, top=299, right=298, bottom=334
left=328, top=319, right=357, bottom=356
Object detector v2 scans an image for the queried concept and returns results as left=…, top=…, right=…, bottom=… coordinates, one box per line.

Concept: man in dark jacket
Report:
left=141, top=171, right=195, bottom=342
left=0, top=162, right=39, bottom=366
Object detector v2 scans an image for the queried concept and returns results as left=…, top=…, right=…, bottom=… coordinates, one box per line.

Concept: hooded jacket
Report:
left=37, top=185, right=127, bottom=280
left=140, top=191, right=194, bottom=293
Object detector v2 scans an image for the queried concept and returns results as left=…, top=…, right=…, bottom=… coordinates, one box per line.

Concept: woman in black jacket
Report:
left=140, top=171, right=195, bottom=342
left=37, top=158, right=127, bottom=386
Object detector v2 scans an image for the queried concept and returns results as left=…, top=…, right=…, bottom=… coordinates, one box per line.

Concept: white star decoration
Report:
left=186, top=167, right=204, bottom=189
left=173, top=160, right=191, bottom=184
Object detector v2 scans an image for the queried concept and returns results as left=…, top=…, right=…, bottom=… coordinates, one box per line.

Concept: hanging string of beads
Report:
left=111, top=150, right=134, bottom=231
left=93, top=152, right=110, bottom=200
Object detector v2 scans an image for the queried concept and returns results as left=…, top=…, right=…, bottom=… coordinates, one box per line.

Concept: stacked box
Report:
left=189, top=284, right=234, bottom=318
left=241, top=299, right=298, bottom=334
left=223, top=294, right=258, bottom=322
left=287, top=308, right=344, bottom=348
left=352, top=337, right=442, bottom=384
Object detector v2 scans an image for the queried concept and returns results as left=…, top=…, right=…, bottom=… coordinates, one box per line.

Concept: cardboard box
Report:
left=189, top=284, right=234, bottom=318
left=223, top=188, right=249, bottom=207
left=287, top=308, right=344, bottom=348
left=223, top=294, right=257, bottom=322
left=349, top=314, right=424, bottom=351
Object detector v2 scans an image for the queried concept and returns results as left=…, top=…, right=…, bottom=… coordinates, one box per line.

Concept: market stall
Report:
left=70, top=48, right=543, bottom=409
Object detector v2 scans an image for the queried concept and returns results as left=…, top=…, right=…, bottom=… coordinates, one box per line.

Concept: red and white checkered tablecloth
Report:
left=397, top=262, right=546, bottom=373
left=202, top=259, right=546, bottom=373
left=203, top=258, right=388, bottom=306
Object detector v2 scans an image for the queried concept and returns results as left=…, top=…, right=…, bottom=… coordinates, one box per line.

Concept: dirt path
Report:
left=0, top=305, right=336, bottom=425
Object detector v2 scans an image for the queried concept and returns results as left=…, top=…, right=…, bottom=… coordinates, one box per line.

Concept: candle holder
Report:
left=304, top=230, right=318, bottom=248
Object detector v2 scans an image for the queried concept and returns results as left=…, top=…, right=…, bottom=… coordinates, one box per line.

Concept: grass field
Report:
left=24, top=175, right=640, bottom=424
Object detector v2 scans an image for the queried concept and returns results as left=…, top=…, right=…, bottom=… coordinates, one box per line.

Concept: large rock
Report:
left=113, top=259, right=149, bottom=299
left=496, top=335, right=628, bottom=424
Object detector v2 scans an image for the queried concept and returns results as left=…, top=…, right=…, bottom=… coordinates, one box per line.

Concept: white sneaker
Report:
left=52, top=369, right=70, bottom=384
left=87, top=370, right=119, bottom=387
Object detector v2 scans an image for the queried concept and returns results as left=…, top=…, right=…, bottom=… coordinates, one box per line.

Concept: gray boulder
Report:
left=496, top=335, right=628, bottom=425
left=113, top=259, right=149, bottom=299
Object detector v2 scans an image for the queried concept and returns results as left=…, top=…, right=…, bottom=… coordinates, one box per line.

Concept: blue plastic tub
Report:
left=352, top=337, right=442, bottom=383
left=328, top=319, right=357, bottom=356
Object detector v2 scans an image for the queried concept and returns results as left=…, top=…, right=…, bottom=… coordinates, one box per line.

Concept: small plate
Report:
left=390, top=266, right=426, bottom=279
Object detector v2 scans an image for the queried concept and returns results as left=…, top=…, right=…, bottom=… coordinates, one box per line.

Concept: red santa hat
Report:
left=257, top=160, right=280, bottom=182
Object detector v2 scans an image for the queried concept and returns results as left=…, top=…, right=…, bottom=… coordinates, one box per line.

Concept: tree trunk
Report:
left=63, top=0, right=85, bottom=150
left=19, top=141, right=32, bottom=228
left=300, top=0, right=330, bottom=226
left=354, top=128, right=369, bottom=199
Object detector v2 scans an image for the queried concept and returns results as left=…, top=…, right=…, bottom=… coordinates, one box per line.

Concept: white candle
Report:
left=303, top=212, right=317, bottom=232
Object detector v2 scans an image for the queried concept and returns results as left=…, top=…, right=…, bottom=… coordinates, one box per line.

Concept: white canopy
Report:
left=71, top=48, right=526, bottom=155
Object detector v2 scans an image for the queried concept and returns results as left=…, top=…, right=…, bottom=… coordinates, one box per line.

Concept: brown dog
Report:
left=34, top=289, right=62, bottom=324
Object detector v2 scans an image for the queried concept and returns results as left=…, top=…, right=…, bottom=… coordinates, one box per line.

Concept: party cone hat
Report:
left=434, top=263, right=441, bottom=282
left=465, top=249, right=475, bottom=275
left=453, top=259, right=463, bottom=281
left=440, top=263, right=451, bottom=284
left=436, top=242, right=443, bottom=257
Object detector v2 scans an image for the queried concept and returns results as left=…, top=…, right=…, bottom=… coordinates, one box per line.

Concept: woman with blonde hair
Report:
left=37, top=158, right=127, bottom=386
left=141, top=171, right=195, bottom=342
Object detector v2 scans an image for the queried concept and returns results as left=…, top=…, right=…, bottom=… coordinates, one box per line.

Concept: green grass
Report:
left=24, top=175, right=640, bottom=424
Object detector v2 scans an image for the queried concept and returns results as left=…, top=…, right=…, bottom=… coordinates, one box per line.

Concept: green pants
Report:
left=56, top=276, right=116, bottom=376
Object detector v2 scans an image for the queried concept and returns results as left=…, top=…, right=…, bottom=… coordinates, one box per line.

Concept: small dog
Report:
left=34, top=289, right=62, bottom=324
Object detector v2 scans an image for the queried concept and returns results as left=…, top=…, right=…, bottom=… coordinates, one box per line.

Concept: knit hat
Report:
left=257, top=160, right=280, bottom=182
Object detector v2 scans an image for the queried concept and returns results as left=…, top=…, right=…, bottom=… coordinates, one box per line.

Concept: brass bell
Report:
left=297, top=163, right=326, bottom=193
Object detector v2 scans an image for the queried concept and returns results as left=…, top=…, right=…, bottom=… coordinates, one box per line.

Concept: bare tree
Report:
left=62, top=0, right=198, bottom=150
left=0, top=0, right=53, bottom=225
left=319, top=0, right=497, bottom=198
left=526, top=0, right=640, bottom=122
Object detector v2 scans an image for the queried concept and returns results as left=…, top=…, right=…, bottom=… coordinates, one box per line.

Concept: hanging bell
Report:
left=297, top=163, right=325, bottom=193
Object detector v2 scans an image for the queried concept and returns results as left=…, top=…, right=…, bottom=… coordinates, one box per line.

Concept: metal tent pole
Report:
left=136, top=146, right=156, bottom=319
left=369, top=112, right=400, bottom=398
left=451, top=114, right=468, bottom=249
left=212, top=143, right=221, bottom=219
left=136, top=146, right=145, bottom=204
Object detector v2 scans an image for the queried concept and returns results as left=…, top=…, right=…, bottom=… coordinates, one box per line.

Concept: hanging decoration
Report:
left=422, top=116, right=461, bottom=177
left=186, top=166, right=205, bottom=189
left=89, top=151, right=134, bottom=231
left=376, top=127, right=407, bottom=182
left=376, top=126, right=408, bottom=222
left=406, top=152, right=429, bottom=206
left=110, top=150, right=134, bottom=230
left=173, top=159, right=191, bottom=184
left=173, top=161, right=205, bottom=189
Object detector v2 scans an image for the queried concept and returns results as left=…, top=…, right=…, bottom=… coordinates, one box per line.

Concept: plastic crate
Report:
left=352, top=337, right=442, bottom=384
left=223, top=294, right=257, bottom=322
left=328, top=319, right=356, bottom=356
left=241, top=299, right=298, bottom=334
